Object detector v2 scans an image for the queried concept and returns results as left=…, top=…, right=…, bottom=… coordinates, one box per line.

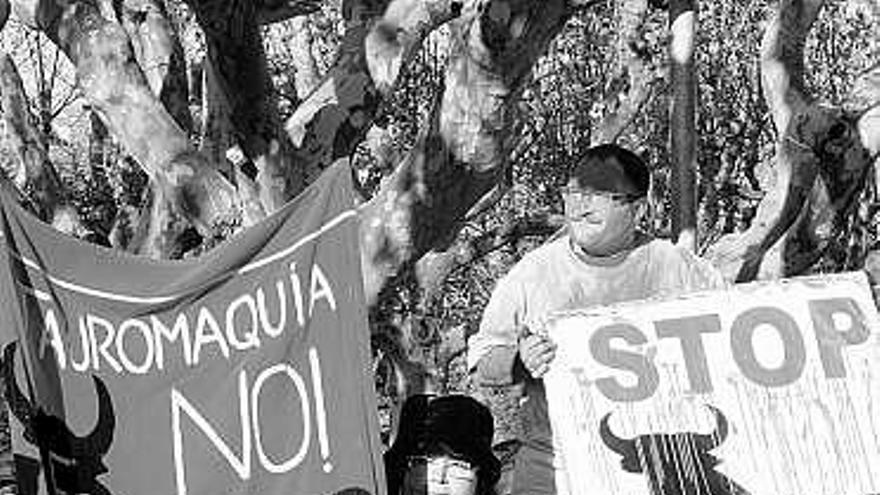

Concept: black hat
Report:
left=384, top=394, right=501, bottom=494
left=569, top=143, right=650, bottom=198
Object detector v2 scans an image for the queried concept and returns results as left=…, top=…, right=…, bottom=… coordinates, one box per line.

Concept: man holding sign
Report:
left=467, top=144, right=725, bottom=495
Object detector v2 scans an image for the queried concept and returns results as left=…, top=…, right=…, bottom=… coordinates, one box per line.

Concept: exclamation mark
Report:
left=309, top=347, right=332, bottom=473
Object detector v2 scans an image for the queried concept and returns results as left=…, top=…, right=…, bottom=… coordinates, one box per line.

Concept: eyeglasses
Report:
left=403, top=455, right=478, bottom=495
left=560, top=186, right=638, bottom=204
left=406, top=455, right=476, bottom=473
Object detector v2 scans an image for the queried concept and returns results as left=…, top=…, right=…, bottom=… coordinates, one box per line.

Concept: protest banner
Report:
left=0, top=161, right=385, bottom=495
left=543, top=271, right=880, bottom=495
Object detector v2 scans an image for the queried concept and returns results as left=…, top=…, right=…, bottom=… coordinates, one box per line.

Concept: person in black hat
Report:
left=467, top=144, right=726, bottom=495
left=384, top=394, right=501, bottom=495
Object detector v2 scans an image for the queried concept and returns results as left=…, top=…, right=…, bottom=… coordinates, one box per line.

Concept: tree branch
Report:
left=591, top=0, right=654, bottom=144
left=285, top=0, right=463, bottom=189
left=760, top=0, right=824, bottom=134
left=256, top=0, right=322, bottom=25
left=35, top=1, right=236, bottom=244
left=119, top=0, right=193, bottom=134
left=0, top=54, right=85, bottom=236
left=288, top=16, right=323, bottom=100
left=359, top=0, right=573, bottom=305
left=706, top=0, right=877, bottom=281
left=0, top=0, right=9, bottom=32
left=416, top=213, right=564, bottom=302
left=851, top=65, right=880, bottom=157
left=365, top=0, right=463, bottom=93
left=186, top=0, right=295, bottom=213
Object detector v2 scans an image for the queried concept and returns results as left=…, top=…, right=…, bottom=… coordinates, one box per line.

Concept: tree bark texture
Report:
left=284, top=0, right=463, bottom=189
left=30, top=0, right=237, bottom=242
left=288, top=16, right=323, bottom=101
left=415, top=212, right=564, bottom=304
left=705, top=0, right=878, bottom=282
left=0, top=0, right=9, bottom=31
left=668, top=0, right=697, bottom=250
left=358, top=0, right=573, bottom=306
left=850, top=65, right=880, bottom=158
left=119, top=0, right=193, bottom=134
left=591, top=0, right=654, bottom=145
left=195, top=60, right=266, bottom=228
left=184, top=0, right=295, bottom=212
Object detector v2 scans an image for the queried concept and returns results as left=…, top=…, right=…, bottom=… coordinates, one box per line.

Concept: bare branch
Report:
left=760, top=0, right=825, bottom=134
left=0, top=54, right=85, bottom=235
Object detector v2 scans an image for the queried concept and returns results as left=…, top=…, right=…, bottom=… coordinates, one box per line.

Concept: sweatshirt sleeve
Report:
left=467, top=268, right=528, bottom=383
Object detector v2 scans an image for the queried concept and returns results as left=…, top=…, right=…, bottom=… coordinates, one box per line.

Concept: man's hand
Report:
left=518, top=332, right=557, bottom=379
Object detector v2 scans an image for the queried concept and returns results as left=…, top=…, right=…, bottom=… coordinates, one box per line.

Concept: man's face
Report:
left=562, top=179, right=642, bottom=256
left=400, top=456, right=478, bottom=495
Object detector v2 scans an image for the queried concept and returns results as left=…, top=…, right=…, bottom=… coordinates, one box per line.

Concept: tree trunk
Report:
left=668, top=0, right=697, bottom=250
left=359, top=0, right=573, bottom=306
left=288, top=16, right=322, bottom=101
left=195, top=60, right=267, bottom=228
left=850, top=65, right=880, bottom=157
left=591, top=0, right=654, bottom=144
left=32, top=0, right=237, bottom=246
left=197, top=59, right=236, bottom=174
left=119, top=0, right=194, bottom=134
left=0, top=0, right=8, bottom=31
left=705, top=0, right=877, bottom=282
left=185, top=0, right=295, bottom=213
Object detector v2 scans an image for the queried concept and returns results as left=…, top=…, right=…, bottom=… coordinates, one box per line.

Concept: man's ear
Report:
left=632, top=198, right=649, bottom=220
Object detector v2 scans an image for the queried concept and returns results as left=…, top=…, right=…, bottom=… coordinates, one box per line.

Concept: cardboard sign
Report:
left=544, top=271, right=880, bottom=495
left=0, top=162, right=385, bottom=495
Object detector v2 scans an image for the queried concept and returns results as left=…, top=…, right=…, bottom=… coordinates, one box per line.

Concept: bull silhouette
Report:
left=599, top=405, right=751, bottom=495
left=2, top=342, right=116, bottom=495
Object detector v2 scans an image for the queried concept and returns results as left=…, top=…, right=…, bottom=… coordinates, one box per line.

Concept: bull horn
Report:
left=599, top=413, right=637, bottom=458
left=78, top=376, right=116, bottom=455
left=1, top=342, right=35, bottom=427
left=693, top=405, right=728, bottom=451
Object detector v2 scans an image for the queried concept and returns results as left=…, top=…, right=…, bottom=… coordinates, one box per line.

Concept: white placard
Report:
left=544, top=271, right=880, bottom=495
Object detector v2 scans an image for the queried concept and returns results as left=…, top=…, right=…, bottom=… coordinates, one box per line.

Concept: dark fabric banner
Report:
left=0, top=162, right=385, bottom=495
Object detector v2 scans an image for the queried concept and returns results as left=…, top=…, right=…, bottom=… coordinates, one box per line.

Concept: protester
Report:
left=467, top=143, right=726, bottom=495
left=384, top=394, right=501, bottom=495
